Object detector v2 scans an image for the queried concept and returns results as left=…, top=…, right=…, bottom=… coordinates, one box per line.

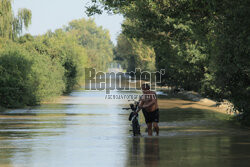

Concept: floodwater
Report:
left=0, top=88, right=250, bottom=167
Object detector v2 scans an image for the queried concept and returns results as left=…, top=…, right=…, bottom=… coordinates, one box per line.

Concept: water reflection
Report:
left=0, top=90, right=131, bottom=167
left=126, top=135, right=250, bottom=167
left=0, top=88, right=250, bottom=167
left=143, top=138, right=160, bottom=167
left=127, top=137, right=161, bottom=167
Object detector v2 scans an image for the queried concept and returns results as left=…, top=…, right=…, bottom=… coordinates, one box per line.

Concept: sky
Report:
left=12, top=0, right=124, bottom=45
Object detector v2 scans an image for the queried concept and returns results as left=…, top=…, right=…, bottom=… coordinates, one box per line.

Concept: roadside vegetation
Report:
left=0, top=0, right=113, bottom=108
left=86, top=0, right=249, bottom=125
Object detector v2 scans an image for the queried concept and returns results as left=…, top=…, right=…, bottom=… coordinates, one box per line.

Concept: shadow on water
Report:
left=0, top=87, right=250, bottom=167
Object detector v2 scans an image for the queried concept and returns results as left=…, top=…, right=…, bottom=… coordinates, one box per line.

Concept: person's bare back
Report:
left=140, top=90, right=158, bottom=112
left=137, top=84, right=160, bottom=136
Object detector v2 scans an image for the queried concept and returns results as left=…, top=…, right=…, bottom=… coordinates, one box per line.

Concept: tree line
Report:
left=87, top=0, right=250, bottom=125
left=0, top=0, right=113, bottom=108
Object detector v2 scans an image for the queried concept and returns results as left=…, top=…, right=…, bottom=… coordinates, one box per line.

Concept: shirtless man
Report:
left=136, top=83, right=159, bottom=136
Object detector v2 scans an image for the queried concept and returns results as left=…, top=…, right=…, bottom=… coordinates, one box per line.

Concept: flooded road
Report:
left=0, top=88, right=250, bottom=167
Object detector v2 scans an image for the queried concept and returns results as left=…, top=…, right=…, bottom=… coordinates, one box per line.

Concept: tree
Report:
left=115, top=33, right=155, bottom=72
left=65, top=18, right=114, bottom=71
left=0, top=0, right=31, bottom=40
left=86, top=0, right=250, bottom=123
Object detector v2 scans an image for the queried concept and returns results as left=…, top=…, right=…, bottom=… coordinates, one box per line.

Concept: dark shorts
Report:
left=142, top=109, right=159, bottom=123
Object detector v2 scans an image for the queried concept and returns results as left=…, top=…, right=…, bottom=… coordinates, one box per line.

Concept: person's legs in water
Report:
left=153, top=122, right=159, bottom=136
left=147, top=123, right=153, bottom=136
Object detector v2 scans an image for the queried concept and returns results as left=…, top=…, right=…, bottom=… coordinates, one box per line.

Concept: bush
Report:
left=0, top=18, right=113, bottom=109
left=22, top=31, right=87, bottom=93
left=0, top=42, right=65, bottom=108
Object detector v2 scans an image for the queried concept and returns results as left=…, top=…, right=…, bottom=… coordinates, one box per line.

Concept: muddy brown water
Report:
left=0, top=88, right=250, bottom=167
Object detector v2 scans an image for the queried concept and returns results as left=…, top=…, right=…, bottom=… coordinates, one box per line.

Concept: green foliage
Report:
left=0, top=48, right=33, bottom=107
left=18, top=33, right=34, bottom=43
left=0, top=0, right=13, bottom=38
left=0, top=41, right=65, bottom=108
left=115, top=34, right=155, bottom=72
left=0, top=0, right=32, bottom=40
left=0, top=2, right=114, bottom=109
left=65, top=18, right=114, bottom=71
left=202, top=0, right=250, bottom=120
left=87, top=0, right=250, bottom=123
left=0, top=12, right=114, bottom=109
left=22, top=29, right=88, bottom=93
left=12, top=8, right=32, bottom=39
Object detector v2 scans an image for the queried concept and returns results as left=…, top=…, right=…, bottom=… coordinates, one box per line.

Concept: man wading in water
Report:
left=136, top=83, right=159, bottom=136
